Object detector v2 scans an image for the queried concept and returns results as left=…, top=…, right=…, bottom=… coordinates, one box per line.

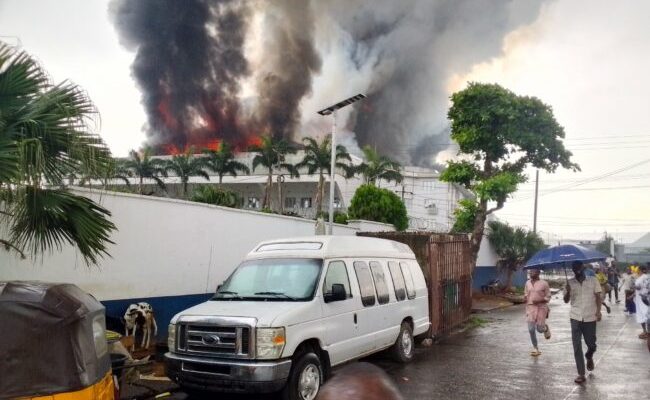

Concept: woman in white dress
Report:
left=634, top=265, right=649, bottom=339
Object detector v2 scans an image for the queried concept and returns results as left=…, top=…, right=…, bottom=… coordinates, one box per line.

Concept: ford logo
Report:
left=202, top=334, right=221, bottom=345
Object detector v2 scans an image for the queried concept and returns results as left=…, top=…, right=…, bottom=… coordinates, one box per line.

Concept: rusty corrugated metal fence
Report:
left=358, top=232, right=473, bottom=337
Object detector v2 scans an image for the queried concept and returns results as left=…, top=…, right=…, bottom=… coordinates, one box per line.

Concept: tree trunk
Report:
left=468, top=201, right=488, bottom=271
left=139, top=176, right=143, bottom=195
left=262, top=169, right=272, bottom=209
left=219, top=174, right=223, bottom=185
left=316, top=172, right=324, bottom=216
left=182, top=180, right=188, bottom=199
left=503, top=269, right=514, bottom=293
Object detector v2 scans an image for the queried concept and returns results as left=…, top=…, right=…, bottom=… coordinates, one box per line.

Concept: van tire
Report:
left=391, top=322, right=414, bottom=363
left=282, top=351, right=323, bottom=400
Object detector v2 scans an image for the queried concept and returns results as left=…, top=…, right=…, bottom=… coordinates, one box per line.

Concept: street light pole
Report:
left=318, top=94, right=366, bottom=235
left=327, top=110, right=337, bottom=234
left=533, top=169, right=539, bottom=233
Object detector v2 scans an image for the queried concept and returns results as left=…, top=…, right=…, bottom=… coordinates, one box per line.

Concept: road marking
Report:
left=561, top=318, right=630, bottom=400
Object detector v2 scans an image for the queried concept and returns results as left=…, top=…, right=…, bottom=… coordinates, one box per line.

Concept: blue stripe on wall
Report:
left=102, top=293, right=212, bottom=341
left=472, top=266, right=527, bottom=291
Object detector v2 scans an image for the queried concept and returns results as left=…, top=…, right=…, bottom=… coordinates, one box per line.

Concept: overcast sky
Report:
left=1, top=0, right=649, bottom=242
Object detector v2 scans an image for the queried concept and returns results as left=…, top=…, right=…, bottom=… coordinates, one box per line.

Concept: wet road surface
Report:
left=163, top=295, right=650, bottom=399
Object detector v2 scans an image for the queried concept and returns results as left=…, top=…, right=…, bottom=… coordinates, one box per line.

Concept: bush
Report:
left=318, top=211, right=349, bottom=225
left=190, top=185, right=239, bottom=208
left=348, top=184, right=408, bottom=231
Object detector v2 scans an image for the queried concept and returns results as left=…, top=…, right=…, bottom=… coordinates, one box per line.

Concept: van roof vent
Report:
left=256, top=242, right=323, bottom=252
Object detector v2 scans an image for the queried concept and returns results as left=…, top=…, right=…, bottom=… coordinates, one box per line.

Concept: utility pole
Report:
left=533, top=169, right=539, bottom=233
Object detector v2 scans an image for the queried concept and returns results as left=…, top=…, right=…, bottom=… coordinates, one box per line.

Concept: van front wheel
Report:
left=282, top=351, right=323, bottom=400
left=391, top=322, right=414, bottom=363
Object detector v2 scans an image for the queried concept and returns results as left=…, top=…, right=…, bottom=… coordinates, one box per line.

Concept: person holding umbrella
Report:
left=564, top=260, right=603, bottom=384
left=524, top=268, right=551, bottom=356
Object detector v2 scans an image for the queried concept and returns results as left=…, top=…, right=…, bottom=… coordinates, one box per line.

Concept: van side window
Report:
left=400, top=262, right=416, bottom=299
left=369, top=262, right=390, bottom=305
left=388, top=261, right=406, bottom=301
left=323, top=261, right=351, bottom=299
left=353, top=261, right=376, bottom=307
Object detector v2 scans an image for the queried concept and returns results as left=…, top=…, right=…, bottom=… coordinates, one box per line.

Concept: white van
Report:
left=165, top=236, right=430, bottom=400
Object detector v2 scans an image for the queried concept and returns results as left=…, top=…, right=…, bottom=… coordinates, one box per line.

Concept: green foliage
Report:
left=487, top=220, right=546, bottom=275
left=164, top=147, right=210, bottom=197
left=467, top=316, right=488, bottom=329
left=450, top=199, right=479, bottom=234
left=0, top=42, right=116, bottom=264
left=296, top=136, right=353, bottom=214
left=318, top=211, right=350, bottom=225
left=355, top=146, right=403, bottom=185
left=250, top=135, right=298, bottom=209
left=348, top=184, right=408, bottom=231
left=203, top=142, right=250, bottom=184
left=441, top=82, right=578, bottom=261
left=595, top=233, right=614, bottom=256
left=190, top=185, right=239, bottom=208
left=119, top=147, right=168, bottom=194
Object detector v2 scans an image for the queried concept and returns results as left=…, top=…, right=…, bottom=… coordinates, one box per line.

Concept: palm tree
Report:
left=296, top=136, right=354, bottom=215
left=121, top=147, right=168, bottom=195
left=203, top=142, right=250, bottom=184
left=164, top=147, right=210, bottom=198
left=356, top=146, right=403, bottom=186
left=487, top=220, right=546, bottom=291
left=0, top=42, right=116, bottom=264
left=250, top=135, right=297, bottom=209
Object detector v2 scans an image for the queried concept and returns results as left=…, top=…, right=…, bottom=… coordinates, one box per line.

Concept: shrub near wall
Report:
left=348, top=184, right=408, bottom=231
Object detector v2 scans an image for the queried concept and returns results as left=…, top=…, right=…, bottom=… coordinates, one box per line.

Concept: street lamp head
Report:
left=317, top=94, right=366, bottom=115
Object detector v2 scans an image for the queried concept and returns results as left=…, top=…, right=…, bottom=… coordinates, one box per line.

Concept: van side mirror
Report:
left=324, top=283, right=347, bottom=303
left=216, top=284, right=223, bottom=292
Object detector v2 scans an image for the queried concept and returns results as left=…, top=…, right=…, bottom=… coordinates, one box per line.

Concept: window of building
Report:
left=284, top=197, right=297, bottom=209
left=323, top=261, right=352, bottom=299
left=400, top=262, right=416, bottom=299
left=423, top=180, right=435, bottom=191
left=388, top=261, right=406, bottom=301
left=369, top=261, right=390, bottom=305
left=333, top=198, right=341, bottom=208
left=353, top=261, right=376, bottom=307
left=247, top=197, right=260, bottom=209
left=301, top=197, right=312, bottom=208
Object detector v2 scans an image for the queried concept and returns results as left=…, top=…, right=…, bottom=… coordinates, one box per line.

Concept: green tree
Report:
left=250, top=135, right=297, bottom=209
left=203, top=142, right=250, bottom=184
left=440, top=82, right=578, bottom=267
left=164, top=147, right=209, bottom=198
left=296, top=136, right=354, bottom=215
left=595, top=233, right=614, bottom=256
left=0, top=42, right=116, bottom=264
left=348, top=184, right=408, bottom=231
left=191, top=185, right=240, bottom=208
left=121, top=147, right=168, bottom=195
left=487, top=220, right=546, bottom=291
left=355, top=146, right=403, bottom=186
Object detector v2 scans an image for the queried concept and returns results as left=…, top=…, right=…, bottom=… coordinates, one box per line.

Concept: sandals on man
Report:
left=639, top=332, right=648, bottom=339
left=530, top=348, right=541, bottom=356
left=574, top=375, right=586, bottom=384
left=544, top=325, right=551, bottom=340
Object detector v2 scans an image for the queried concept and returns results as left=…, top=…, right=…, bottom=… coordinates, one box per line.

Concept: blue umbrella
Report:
left=523, top=244, right=608, bottom=270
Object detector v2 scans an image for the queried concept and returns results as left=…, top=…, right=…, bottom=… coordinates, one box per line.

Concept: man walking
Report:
left=564, top=260, right=602, bottom=384
left=607, top=262, right=620, bottom=304
left=636, top=263, right=650, bottom=352
left=524, top=268, right=551, bottom=356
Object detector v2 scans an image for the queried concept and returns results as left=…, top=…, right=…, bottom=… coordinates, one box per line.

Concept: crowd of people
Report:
left=524, top=260, right=650, bottom=385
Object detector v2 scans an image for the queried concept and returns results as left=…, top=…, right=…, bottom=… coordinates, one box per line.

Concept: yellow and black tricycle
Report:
left=0, top=281, right=115, bottom=400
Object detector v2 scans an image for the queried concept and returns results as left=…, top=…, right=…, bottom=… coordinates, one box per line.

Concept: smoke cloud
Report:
left=110, top=0, right=546, bottom=163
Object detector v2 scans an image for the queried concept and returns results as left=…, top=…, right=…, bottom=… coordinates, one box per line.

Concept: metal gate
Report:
left=358, top=232, right=473, bottom=337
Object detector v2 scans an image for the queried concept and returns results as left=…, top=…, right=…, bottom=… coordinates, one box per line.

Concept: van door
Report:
left=320, top=260, right=359, bottom=365
left=369, top=261, right=398, bottom=349
left=351, top=261, right=378, bottom=356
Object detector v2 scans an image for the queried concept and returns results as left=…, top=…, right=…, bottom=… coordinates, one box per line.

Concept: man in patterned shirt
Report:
left=635, top=263, right=650, bottom=352
left=524, top=268, right=551, bottom=356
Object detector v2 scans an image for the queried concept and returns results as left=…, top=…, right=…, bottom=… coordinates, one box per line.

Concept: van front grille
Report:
left=176, top=320, right=254, bottom=359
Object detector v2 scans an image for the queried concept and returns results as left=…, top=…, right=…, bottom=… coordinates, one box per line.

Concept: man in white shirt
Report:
left=635, top=264, right=650, bottom=351
left=564, top=260, right=602, bottom=384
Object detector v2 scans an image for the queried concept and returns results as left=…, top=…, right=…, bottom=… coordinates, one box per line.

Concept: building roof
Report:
left=630, top=232, right=650, bottom=248
left=246, top=235, right=416, bottom=260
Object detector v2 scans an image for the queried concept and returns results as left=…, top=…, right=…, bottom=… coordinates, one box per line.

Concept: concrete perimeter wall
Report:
left=1, top=188, right=384, bottom=334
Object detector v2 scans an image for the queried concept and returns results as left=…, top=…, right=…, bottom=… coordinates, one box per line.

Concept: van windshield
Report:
left=212, top=258, right=322, bottom=301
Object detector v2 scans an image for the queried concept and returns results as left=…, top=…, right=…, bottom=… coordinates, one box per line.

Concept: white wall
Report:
left=0, top=188, right=359, bottom=301
left=476, top=235, right=499, bottom=267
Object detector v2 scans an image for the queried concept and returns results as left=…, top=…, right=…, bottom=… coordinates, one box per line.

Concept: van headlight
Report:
left=167, top=324, right=176, bottom=351
left=92, top=316, right=108, bottom=358
left=256, top=327, right=286, bottom=359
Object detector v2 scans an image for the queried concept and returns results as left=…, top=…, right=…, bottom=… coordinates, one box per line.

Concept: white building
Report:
left=114, top=151, right=471, bottom=232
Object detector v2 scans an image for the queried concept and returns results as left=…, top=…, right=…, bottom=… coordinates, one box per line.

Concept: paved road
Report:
left=376, top=296, right=650, bottom=400
left=144, top=295, right=650, bottom=399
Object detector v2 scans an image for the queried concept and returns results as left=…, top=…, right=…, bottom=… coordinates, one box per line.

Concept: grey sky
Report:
left=1, top=0, right=649, bottom=241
